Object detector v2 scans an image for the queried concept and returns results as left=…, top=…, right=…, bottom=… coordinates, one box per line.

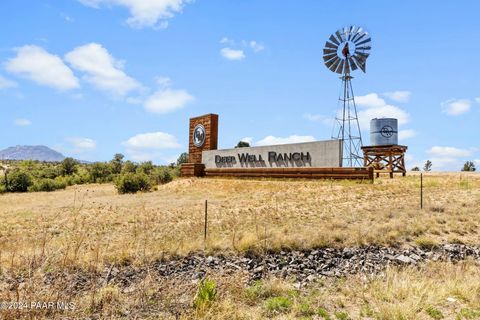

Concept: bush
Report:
left=0, top=184, right=6, bottom=194
left=152, top=167, right=173, bottom=185
left=193, top=278, right=217, bottom=310
left=115, top=173, right=151, bottom=194
left=7, top=171, right=32, bottom=192
left=30, top=178, right=67, bottom=192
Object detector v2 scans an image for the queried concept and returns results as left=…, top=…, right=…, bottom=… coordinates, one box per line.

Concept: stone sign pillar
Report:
left=180, top=113, right=218, bottom=177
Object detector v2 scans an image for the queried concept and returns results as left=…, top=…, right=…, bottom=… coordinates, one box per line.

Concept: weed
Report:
left=426, top=306, right=444, bottom=319
left=265, top=296, right=292, bottom=314
left=193, top=278, right=217, bottom=310
left=317, top=307, right=332, bottom=319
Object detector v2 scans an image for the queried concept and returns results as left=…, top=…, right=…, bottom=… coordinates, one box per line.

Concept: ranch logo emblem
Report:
left=380, top=125, right=394, bottom=138
left=193, top=124, right=206, bottom=147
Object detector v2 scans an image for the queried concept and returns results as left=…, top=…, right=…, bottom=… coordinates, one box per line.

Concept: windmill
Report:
left=323, top=26, right=371, bottom=167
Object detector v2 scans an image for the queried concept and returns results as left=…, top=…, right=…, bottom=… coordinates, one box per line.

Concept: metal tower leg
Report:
left=332, top=67, right=363, bottom=167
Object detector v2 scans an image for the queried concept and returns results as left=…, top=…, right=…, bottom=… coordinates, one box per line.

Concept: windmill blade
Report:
left=355, top=46, right=371, bottom=51
left=347, top=26, right=357, bottom=41
left=348, top=57, right=358, bottom=71
left=324, top=53, right=338, bottom=64
left=354, top=51, right=369, bottom=59
left=355, top=37, right=371, bottom=46
left=335, top=59, right=345, bottom=74
left=323, top=52, right=337, bottom=62
left=325, top=56, right=339, bottom=70
left=329, top=57, right=342, bottom=72
left=353, top=32, right=367, bottom=44
left=329, top=35, right=340, bottom=46
left=323, top=48, right=336, bottom=55
left=352, top=55, right=366, bottom=73
left=335, top=30, right=345, bottom=43
left=350, top=31, right=362, bottom=43
left=325, top=41, right=338, bottom=50
left=355, top=52, right=369, bottom=60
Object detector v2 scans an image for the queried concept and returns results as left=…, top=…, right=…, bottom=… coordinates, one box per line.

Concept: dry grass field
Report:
left=0, top=172, right=479, bottom=319
left=1, top=172, right=478, bottom=268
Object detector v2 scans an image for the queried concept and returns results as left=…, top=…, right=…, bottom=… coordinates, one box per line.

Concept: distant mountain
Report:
left=0, top=145, right=66, bottom=162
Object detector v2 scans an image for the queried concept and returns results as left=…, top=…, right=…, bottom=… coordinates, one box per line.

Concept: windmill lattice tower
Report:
left=323, top=26, right=371, bottom=167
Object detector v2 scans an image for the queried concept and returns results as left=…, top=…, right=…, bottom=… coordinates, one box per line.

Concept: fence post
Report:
left=204, top=200, right=208, bottom=241
left=420, top=173, right=423, bottom=209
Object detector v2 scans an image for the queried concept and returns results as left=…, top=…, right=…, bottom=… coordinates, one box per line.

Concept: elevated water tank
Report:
left=370, top=118, right=398, bottom=146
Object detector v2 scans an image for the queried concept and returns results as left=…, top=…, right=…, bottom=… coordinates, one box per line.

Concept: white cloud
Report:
left=249, top=41, right=265, bottom=53
left=398, top=129, right=416, bottom=140
left=155, top=76, right=172, bottom=87
left=144, top=88, right=194, bottom=114
left=0, top=75, right=17, bottom=89
left=220, top=48, right=245, bottom=61
left=354, top=93, right=410, bottom=130
left=424, top=146, right=478, bottom=171
left=61, top=13, right=74, bottom=22
left=240, top=137, right=253, bottom=144
left=66, top=137, right=97, bottom=153
left=383, top=91, right=411, bottom=103
left=303, top=113, right=332, bottom=126
left=220, top=37, right=233, bottom=45
left=78, top=0, right=191, bottom=29
left=255, top=135, right=316, bottom=146
left=124, top=132, right=181, bottom=149
left=355, top=93, right=386, bottom=108
left=65, top=43, right=141, bottom=96
left=441, top=99, right=471, bottom=116
left=427, top=146, right=473, bottom=158
left=14, top=118, right=31, bottom=126
left=5, top=45, right=79, bottom=90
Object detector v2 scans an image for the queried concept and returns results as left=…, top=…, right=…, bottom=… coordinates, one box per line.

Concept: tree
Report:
left=235, top=141, right=250, bottom=148
left=137, top=161, right=154, bottom=175
left=61, top=157, right=78, bottom=176
left=176, top=152, right=189, bottom=166
left=462, top=161, right=476, bottom=172
left=121, top=160, right=137, bottom=173
left=411, top=166, right=420, bottom=171
left=89, top=162, right=112, bottom=183
left=423, top=160, right=432, bottom=172
left=110, top=153, right=124, bottom=174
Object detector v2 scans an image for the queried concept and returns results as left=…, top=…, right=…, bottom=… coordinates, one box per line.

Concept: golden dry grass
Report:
left=0, top=172, right=479, bottom=269
left=0, top=173, right=479, bottom=319
left=1, top=260, right=480, bottom=319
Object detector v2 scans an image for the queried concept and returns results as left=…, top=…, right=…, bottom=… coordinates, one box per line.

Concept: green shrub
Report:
left=193, top=278, right=217, bottom=310
left=152, top=167, right=173, bottom=185
left=115, top=173, right=151, bottom=194
left=265, top=296, right=292, bottom=314
left=0, top=184, right=6, bottom=194
left=7, top=171, right=32, bottom=192
left=30, top=178, right=67, bottom=192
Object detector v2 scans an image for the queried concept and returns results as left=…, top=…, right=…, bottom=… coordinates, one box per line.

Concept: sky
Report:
left=0, top=0, right=479, bottom=171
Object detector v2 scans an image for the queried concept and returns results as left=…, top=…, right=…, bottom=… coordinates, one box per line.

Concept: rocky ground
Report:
left=4, top=244, right=478, bottom=294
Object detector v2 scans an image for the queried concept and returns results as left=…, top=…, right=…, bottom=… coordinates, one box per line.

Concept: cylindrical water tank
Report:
left=370, top=118, right=398, bottom=146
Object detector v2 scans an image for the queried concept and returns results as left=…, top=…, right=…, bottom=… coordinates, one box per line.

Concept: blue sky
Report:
left=0, top=0, right=479, bottom=170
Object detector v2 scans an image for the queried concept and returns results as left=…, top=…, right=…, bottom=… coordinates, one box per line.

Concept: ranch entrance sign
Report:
left=180, top=114, right=373, bottom=180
